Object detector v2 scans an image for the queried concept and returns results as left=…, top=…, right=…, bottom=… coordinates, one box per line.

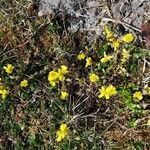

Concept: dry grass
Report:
left=0, top=0, right=150, bottom=150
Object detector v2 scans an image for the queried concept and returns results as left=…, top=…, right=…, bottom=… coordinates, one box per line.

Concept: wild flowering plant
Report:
left=101, top=52, right=113, bottom=63
left=3, top=64, right=14, bottom=74
left=121, top=48, right=130, bottom=63
left=121, top=33, right=134, bottom=43
left=60, top=91, right=69, bottom=100
left=58, top=65, right=69, bottom=81
left=0, top=84, right=8, bottom=100
left=112, top=39, right=120, bottom=51
left=20, top=79, right=28, bottom=87
left=85, top=57, right=93, bottom=67
left=48, top=71, right=59, bottom=87
left=1, top=18, right=149, bottom=149
left=103, top=25, right=135, bottom=54
left=89, top=73, right=99, bottom=83
left=98, top=85, right=117, bottom=99
left=133, top=91, right=143, bottom=101
left=56, top=123, right=69, bottom=142
left=48, top=65, right=69, bottom=87
left=77, top=52, right=85, bottom=60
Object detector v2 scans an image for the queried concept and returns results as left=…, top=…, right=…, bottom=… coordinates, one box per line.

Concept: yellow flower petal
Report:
left=98, top=85, right=117, bottom=99
left=57, top=65, right=69, bottom=81
left=105, top=94, right=110, bottom=100
left=98, top=86, right=106, bottom=98
left=0, top=89, right=8, bottom=100
left=89, top=73, right=99, bottom=83
left=85, top=57, right=93, bottom=67
left=60, top=91, right=69, bottom=100
left=106, top=85, right=117, bottom=96
left=59, top=65, right=69, bottom=74
left=3, top=64, right=14, bottom=74
left=50, top=81, right=56, bottom=87
left=60, top=123, right=68, bottom=132
left=56, top=123, right=69, bottom=142
left=133, top=91, right=143, bottom=101
left=58, top=70, right=65, bottom=81
left=56, top=130, right=63, bottom=142
left=48, top=71, right=59, bottom=81
left=101, top=52, right=113, bottom=63
left=77, top=53, right=85, bottom=60
left=20, top=79, right=28, bottom=87
left=122, top=33, right=134, bottom=43
left=112, top=40, right=120, bottom=51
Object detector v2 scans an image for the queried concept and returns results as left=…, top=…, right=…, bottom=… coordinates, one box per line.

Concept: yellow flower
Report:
left=56, top=123, right=69, bottom=142
left=0, top=84, right=8, bottom=100
left=0, top=89, right=8, bottom=100
left=58, top=65, right=69, bottom=81
left=98, top=85, right=117, bottom=99
left=89, top=73, right=99, bottom=83
left=60, top=91, right=69, bottom=100
left=77, top=53, right=85, bottom=60
left=122, top=33, right=134, bottom=43
left=112, top=40, right=120, bottom=51
left=50, top=81, right=56, bottom=87
left=85, top=57, right=93, bottom=67
left=20, top=79, right=28, bottom=87
left=48, top=71, right=59, bottom=81
left=101, top=52, right=113, bottom=63
left=133, top=91, right=143, bottom=101
left=58, top=70, right=65, bottom=81
left=3, top=64, right=14, bottom=74
left=48, top=66, right=68, bottom=86
left=48, top=71, right=59, bottom=86
left=59, top=65, right=69, bottom=75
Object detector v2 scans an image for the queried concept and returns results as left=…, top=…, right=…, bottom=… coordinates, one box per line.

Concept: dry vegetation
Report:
left=0, top=0, right=150, bottom=150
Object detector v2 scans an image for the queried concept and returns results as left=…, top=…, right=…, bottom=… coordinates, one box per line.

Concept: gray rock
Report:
left=38, top=0, right=104, bottom=33
left=38, top=0, right=150, bottom=35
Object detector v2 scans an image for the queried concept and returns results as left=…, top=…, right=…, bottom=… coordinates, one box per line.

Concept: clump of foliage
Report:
left=0, top=1, right=150, bottom=150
